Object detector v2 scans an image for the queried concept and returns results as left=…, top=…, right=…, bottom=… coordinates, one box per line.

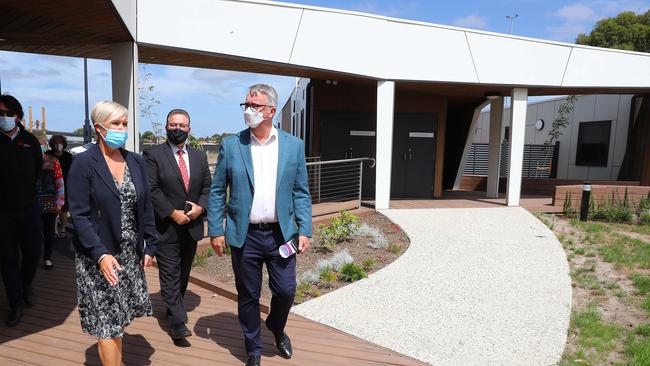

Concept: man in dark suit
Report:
left=143, top=109, right=211, bottom=342
left=208, top=84, right=312, bottom=366
left=0, top=94, right=43, bottom=326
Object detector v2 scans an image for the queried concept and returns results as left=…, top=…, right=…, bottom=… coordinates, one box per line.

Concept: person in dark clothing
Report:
left=46, top=134, right=72, bottom=237
left=0, top=94, right=44, bottom=327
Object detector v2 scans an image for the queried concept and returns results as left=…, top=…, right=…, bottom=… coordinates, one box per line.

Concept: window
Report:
left=575, top=121, right=611, bottom=167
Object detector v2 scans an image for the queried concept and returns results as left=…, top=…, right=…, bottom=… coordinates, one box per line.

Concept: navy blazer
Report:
left=143, top=142, right=211, bottom=243
left=68, top=144, right=158, bottom=262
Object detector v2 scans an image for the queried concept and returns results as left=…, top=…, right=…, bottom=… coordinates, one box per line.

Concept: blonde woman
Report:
left=68, top=101, right=158, bottom=366
left=33, top=130, right=65, bottom=270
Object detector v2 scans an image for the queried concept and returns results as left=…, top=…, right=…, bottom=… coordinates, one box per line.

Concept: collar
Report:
left=250, top=125, right=278, bottom=146
left=168, top=140, right=188, bottom=155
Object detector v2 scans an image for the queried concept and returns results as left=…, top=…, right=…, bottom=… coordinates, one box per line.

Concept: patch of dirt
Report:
left=544, top=215, right=650, bottom=364
left=193, top=212, right=410, bottom=304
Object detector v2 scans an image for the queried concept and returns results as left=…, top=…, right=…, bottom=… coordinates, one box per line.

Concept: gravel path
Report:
left=292, top=207, right=572, bottom=366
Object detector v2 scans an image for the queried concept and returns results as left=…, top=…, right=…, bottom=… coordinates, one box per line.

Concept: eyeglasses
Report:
left=239, top=103, right=273, bottom=112
left=0, top=110, right=16, bottom=117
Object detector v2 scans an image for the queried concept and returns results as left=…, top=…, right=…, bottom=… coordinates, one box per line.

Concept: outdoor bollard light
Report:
left=580, top=182, right=592, bottom=221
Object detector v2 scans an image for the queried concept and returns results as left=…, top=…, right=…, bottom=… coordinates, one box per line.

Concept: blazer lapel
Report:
left=276, top=132, right=287, bottom=192
left=164, top=142, right=185, bottom=190
left=90, top=144, right=120, bottom=199
left=238, top=130, right=255, bottom=186
left=124, top=151, right=142, bottom=201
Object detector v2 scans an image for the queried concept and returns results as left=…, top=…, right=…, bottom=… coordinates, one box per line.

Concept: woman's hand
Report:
left=99, top=255, right=123, bottom=286
left=141, top=254, right=154, bottom=268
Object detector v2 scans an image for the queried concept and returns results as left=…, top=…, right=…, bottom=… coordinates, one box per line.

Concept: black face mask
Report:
left=167, top=128, right=188, bottom=145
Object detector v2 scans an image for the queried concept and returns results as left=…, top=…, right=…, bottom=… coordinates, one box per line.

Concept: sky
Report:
left=1, top=0, right=648, bottom=138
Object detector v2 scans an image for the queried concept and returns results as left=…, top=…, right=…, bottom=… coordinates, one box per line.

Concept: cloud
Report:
left=555, top=4, right=597, bottom=22
left=453, top=14, right=488, bottom=29
left=546, top=1, right=650, bottom=42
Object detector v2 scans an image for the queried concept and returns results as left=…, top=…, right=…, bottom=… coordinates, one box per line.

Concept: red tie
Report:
left=177, top=150, right=189, bottom=192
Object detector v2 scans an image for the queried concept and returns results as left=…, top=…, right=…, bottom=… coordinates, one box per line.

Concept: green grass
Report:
left=571, top=303, right=621, bottom=353
left=339, top=263, right=367, bottom=282
left=632, top=273, right=650, bottom=295
left=574, top=247, right=586, bottom=255
left=191, top=247, right=215, bottom=267
left=600, top=233, right=650, bottom=269
left=570, top=219, right=612, bottom=234
left=614, top=223, right=650, bottom=236
left=636, top=324, right=650, bottom=337
left=572, top=268, right=604, bottom=294
left=625, top=333, right=650, bottom=366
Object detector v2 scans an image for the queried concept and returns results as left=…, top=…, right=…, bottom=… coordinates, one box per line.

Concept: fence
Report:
left=307, top=157, right=375, bottom=210
left=464, top=142, right=560, bottom=179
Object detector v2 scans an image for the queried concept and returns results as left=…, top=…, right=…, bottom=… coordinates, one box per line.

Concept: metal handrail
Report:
left=306, top=157, right=375, bottom=168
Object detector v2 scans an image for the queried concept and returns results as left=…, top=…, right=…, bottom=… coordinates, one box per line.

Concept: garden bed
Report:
left=192, top=211, right=410, bottom=304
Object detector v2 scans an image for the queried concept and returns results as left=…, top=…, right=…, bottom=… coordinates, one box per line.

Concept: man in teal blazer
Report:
left=208, top=84, right=312, bottom=366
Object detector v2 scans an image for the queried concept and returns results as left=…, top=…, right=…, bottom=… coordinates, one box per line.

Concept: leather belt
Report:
left=249, top=222, right=279, bottom=230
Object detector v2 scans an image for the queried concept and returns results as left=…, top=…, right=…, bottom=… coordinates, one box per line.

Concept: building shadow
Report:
left=84, top=333, right=154, bottom=365
left=193, top=312, right=280, bottom=362
left=0, top=237, right=78, bottom=345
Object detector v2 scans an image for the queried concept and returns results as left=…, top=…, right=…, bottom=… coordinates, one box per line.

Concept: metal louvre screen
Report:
left=464, top=142, right=559, bottom=178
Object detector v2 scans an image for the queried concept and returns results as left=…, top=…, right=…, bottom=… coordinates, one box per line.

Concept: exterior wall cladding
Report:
left=472, top=95, right=634, bottom=181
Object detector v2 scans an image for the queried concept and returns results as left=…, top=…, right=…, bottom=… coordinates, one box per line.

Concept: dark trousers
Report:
left=42, top=213, right=57, bottom=261
left=0, top=204, right=43, bottom=308
left=157, top=228, right=198, bottom=325
left=231, top=225, right=296, bottom=356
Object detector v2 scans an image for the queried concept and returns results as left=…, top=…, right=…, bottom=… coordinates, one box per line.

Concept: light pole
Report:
left=506, top=14, right=519, bottom=35
left=83, top=58, right=91, bottom=143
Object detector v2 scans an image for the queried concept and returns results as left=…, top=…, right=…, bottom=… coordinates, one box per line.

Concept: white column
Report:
left=375, top=80, right=395, bottom=210
left=111, top=42, right=139, bottom=152
left=487, top=97, right=504, bottom=198
left=506, top=88, right=528, bottom=206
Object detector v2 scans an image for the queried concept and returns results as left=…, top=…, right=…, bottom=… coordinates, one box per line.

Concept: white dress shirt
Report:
left=168, top=141, right=190, bottom=179
left=249, top=126, right=279, bottom=223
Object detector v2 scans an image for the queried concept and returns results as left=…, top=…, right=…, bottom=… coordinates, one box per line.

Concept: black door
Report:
left=391, top=113, right=437, bottom=198
left=320, top=111, right=376, bottom=198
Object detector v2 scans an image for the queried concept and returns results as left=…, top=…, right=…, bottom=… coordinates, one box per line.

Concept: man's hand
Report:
left=170, top=209, right=190, bottom=225
left=99, top=255, right=123, bottom=287
left=211, top=236, right=228, bottom=257
left=140, top=254, right=154, bottom=268
left=186, top=202, right=204, bottom=221
left=298, top=235, right=310, bottom=254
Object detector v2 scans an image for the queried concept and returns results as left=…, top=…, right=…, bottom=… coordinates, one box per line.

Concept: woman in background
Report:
left=34, top=130, right=64, bottom=270
left=46, top=134, right=72, bottom=237
left=68, top=100, right=158, bottom=366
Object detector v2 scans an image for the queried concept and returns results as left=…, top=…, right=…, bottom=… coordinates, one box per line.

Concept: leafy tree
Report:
left=141, top=131, right=156, bottom=141
left=73, top=127, right=85, bottom=135
left=576, top=10, right=650, bottom=52
left=187, top=134, right=203, bottom=150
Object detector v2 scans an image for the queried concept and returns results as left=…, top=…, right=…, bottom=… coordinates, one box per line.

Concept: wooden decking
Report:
left=0, top=242, right=424, bottom=366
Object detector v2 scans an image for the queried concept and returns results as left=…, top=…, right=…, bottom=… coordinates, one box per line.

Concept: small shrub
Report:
left=224, top=245, right=232, bottom=255
left=563, top=192, right=576, bottom=217
left=316, top=259, right=333, bottom=273
left=362, top=258, right=377, bottom=272
left=387, top=243, right=402, bottom=254
left=339, top=263, right=367, bottom=282
left=319, top=268, right=337, bottom=282
left=205, top=247, right=215, bottom=257
left=574, top=247, right=586, bottom=255
left=299, top=270, right=320, bottom=284
left=354, top=223, right=388, bottom=249
left=316, top=210, right=360, bottom=251
left=329, top=249, right=354, bottom=271
left=295, top=283, right=321, bottom=303
left=640, top=211, right=650, bottom=225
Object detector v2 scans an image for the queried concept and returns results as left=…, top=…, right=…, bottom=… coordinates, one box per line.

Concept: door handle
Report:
left=403, top=152, right=407, bottom=161
left=408, top=149, right=413, bottom=161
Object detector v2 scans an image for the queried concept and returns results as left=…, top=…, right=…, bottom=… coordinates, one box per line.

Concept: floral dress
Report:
left=75, top=166, right=153, bottom=338
left=36, top=154, right=65, bottom=213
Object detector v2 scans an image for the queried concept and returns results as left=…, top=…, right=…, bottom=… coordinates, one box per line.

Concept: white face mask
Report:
left=55, top=143, right=64, bottom=151
left=244, top=107, right=264, bottom=129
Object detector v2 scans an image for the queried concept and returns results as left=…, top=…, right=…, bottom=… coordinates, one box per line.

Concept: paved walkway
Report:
left=293, top=207, right=572, bottom=366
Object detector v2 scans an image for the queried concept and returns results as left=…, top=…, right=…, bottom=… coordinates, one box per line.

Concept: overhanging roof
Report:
left=1, top=0, right=649, bottom=98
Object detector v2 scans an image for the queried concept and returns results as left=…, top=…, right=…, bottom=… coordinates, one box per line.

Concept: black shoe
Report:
left=6, top=307, right=23, bottom=327
left=273, top=332, right=293, bottom=359
left=245, top=355, right=261, bottom=366
left=170, top=322, right=192, bottom=339
left=23, top=287, right=35, bottom=308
